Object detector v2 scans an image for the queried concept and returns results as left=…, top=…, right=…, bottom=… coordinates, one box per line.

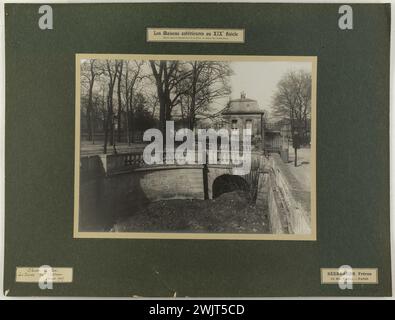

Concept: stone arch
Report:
left=212, top=174, right=249, bottom=198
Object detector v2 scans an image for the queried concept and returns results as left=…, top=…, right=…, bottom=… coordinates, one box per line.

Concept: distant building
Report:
left=221, top=92, right=265, bottom=140
left=274, top=118, right=311, bottom=147
left=221, top=92, right=283, bottom=153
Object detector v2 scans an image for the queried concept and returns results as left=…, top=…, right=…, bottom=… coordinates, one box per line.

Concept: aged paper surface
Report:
left=321, top=268, right=378, bottom=284
left=15, top=267, right=73, bottom=283
left=147, top=28, right=245, bottom=43
left=74, top=54, right=317, bottom=241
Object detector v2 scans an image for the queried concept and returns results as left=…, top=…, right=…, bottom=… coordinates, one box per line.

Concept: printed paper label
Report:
left=321, top=268, right=378, bottom=284
left=147, top=28, right=245, bottom=43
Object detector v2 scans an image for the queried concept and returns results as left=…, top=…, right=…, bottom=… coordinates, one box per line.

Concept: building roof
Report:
left=222, top=92, right=265, bottom=115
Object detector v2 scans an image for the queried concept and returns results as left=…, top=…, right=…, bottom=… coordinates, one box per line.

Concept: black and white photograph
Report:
left=75, top=54, right=316, bottom=240
left=2, top=1, right=393, bottom=300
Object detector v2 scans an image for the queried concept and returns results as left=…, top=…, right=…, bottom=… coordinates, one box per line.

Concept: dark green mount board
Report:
left=4, top=3, right=391, bottom=297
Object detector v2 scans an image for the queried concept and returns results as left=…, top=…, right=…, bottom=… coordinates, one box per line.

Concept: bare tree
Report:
left=81, top=59, right=103, bottom=142
left=272, top=70, right=311, bottom=129
left=116, top=61, right=123, bottom=143
left=122, top=61, right=145, bottom=145
left=178, top=61, right=232, bottom=130
left=80, top=58, right=233, bottom=152
left=103, top=60, right=121, bottom=154
left=149, top=61, right=191, bottom=136
left=271, top=69, right=311, bottom=166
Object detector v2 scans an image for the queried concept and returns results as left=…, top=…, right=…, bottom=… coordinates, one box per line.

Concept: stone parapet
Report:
left=269, top=153, right=311, bottom=234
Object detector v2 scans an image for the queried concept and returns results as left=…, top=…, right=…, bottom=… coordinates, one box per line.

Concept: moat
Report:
left=112, top=191, right=270, bottom=233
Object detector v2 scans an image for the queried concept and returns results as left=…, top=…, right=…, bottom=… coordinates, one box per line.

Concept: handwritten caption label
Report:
left=15, top=267, right=73, bottom=283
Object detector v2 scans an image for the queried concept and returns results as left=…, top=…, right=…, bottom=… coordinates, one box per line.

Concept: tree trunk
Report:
left=86, top=62, right=96, bottom=142
left=158, top=93, right=166, bottom=140
left=105, top=62, right=119, bottom=148
left=189, top=112, right=195, bottom=130
left=117, top=63, right=123, bottom=143
left=108, top=94, right=114, bottom=146
left=86, top=83, right=93, bottom=141
left=104, top=85, right=115, bottom=150
left=131, top=108, right=135, bottom=143
left=103, top=96, right=110, bottom=154
left=125, top=98, right=130, bottom=146
left=189, top=62, right=197, bottom=131
left=129, top=88, right=134, bottom=143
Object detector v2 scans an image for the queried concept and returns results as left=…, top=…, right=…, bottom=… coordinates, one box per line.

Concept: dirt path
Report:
left=286, top=147, right=311, bottom=191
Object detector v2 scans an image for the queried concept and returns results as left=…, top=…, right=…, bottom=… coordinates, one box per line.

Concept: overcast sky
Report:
left=224, top=60, right=313, bottom=117
left=82, top=58, right=313, bottom=119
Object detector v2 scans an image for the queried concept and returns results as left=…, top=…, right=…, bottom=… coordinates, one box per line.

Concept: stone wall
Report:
left=254, top=162, right=289, bottom=234
left=268, top=154, right=311, bottom=235
left=79, top=155, right=206, bottom=230
left=267, top=183, right=285, bottom=234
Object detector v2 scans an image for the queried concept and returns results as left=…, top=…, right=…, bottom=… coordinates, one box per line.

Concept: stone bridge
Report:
left=80, top=151, right=264, bottom=202
left=79, top=150, right=311, bottom=235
